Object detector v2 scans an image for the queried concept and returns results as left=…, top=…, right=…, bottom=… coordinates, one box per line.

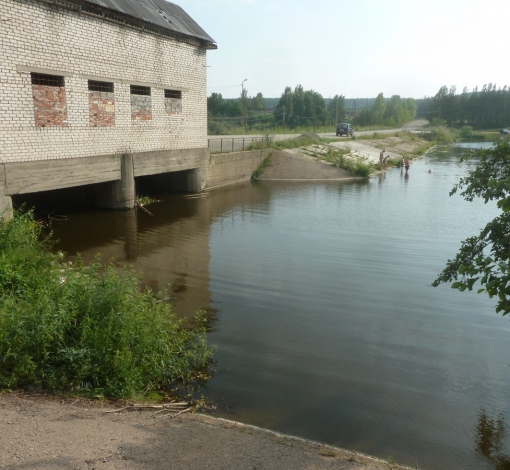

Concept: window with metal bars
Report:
left=88, top=80, right=114, bottom=93
left=130, top=85, right=151, bottom=96
left=31, top=73, right=64, bottom=87
left=165, top=89, right=181, bottom=99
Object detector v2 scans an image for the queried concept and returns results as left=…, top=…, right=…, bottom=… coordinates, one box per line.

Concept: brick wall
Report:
left=0, top=0, right=209, bottom=164
left=89, top=91, right=115, bottom=127
left=32, top=84, right=68, bottom=127
left=165, top=97, right=182, bottom=114
left=131, top=95, right=152, bottom=123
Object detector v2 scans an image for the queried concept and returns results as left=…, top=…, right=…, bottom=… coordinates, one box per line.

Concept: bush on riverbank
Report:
left=0, top=211, right=213, bottom=399
left=324, top=149, right=373, bottom=177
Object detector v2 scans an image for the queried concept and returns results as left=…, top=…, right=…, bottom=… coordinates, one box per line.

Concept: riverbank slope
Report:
left=0, top=392, right=413, bottom=470
left=257, top=132, right=433, bottom=181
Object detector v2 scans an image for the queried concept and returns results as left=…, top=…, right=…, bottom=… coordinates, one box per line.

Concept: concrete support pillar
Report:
left=186, top=168, right=199, bottom=193
left=95, top=153, right=135, bottom=209
left=120, top=210, right=138, bottom=261
left=0, top=194, right=13, bottom=220
left=0, top=164, right=13, bottom=219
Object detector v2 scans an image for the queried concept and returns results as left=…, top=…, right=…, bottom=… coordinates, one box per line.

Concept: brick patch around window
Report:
left=131, top=95, right=152, bottom=123
left=89, top=91, right=115, bottom=127
left=165, top=97, right=182, bottom=114
left=32, top=84, right=68, bottom=127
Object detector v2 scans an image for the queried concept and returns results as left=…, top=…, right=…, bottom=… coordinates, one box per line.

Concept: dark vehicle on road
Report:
left=336, top=123, right=354, bottom=137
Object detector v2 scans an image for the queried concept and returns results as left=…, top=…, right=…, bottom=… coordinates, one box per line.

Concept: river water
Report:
left=53, top=142, right=510, bottom=470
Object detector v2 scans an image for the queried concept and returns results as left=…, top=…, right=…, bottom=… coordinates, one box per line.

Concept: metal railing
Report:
left=207, top=136, right=273, bottom=153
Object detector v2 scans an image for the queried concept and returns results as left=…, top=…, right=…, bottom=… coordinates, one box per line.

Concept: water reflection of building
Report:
left=53, top=181, right=273, bottom=319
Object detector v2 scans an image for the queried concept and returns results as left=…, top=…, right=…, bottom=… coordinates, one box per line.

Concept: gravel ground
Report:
left=0, top=392, right=413, bottom=470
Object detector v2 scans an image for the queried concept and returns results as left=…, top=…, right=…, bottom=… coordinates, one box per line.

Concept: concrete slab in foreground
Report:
left=0, top=393, right=414, bottom=470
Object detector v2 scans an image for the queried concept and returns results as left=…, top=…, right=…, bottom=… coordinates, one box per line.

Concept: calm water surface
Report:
left=53, top=143, right=510, bottom=470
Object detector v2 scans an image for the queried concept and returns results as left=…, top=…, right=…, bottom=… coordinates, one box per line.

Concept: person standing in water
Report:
left=404, top=157, right=410, bottom=173
left=379, top=150, right=385, bottom=169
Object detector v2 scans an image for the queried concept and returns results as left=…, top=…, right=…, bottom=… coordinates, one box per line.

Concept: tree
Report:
left=207, top=93, right=224, bottom=115
left=275, top=85, right=328, bottom=128
left=432, top=141, right=510, bottom=316
left=372, top=93, right=385, bottom=125
left=250, top=92, right=265, bottom=111
left=328, top=95, right=345, bottom=123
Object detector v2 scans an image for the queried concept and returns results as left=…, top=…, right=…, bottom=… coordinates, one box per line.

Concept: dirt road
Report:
left=208, top=120, right=429, bottom=143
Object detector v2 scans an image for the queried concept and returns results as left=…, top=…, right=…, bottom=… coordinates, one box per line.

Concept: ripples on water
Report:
left=53, top=142, right=510, bottom=470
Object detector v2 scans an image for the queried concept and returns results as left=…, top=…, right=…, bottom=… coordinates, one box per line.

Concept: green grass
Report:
left=249, top=135, right=337, bottom=152
left=412, top=143, right=435, bottom=155
left=251, top=153, right=272, bottom=180
left=323, top=149, right=373, bottom=178
left=353, top=130, right=419, bottom=142
left=0, top=210, right=213, bottom=399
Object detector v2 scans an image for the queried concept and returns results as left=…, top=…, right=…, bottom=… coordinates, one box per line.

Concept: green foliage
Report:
left=433, top=141, right=510, bottom=315
left=251, top=153, right=272, bottom=180
left=275, top=84, right=329, bottom=128
left=324, top=149, right=373, bottom=178
left=417, top=83, right=510, bottom=129
left=460, top=125, right=474, bottom=138
left=0, top=211, right=213, bottom=397
left=135, top=194, right=155, bottom=206
left=327, top=95, right=346, bottom=123
left=353, top=94, right=417, bottom=127
left=425, top=126, right=456, bottom=144
left=207, top=87, right=417, bottom=135
left=429, top=117, right=447, bottom=127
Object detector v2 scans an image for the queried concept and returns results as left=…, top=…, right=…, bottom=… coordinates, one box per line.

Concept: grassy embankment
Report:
left=0, top=210, right=213, bottom=400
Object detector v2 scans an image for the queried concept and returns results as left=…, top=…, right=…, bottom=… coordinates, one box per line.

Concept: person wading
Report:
left=404, top=157, right=411, bottom=173
left=379, top=150, right=385, bottom=169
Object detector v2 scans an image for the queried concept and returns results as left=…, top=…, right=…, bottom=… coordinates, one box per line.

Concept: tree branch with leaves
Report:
left=432, top=141, right=510, bottom=316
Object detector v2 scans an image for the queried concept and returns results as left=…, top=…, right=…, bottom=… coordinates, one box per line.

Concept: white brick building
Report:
left=0, top=0, right=216, bottom=214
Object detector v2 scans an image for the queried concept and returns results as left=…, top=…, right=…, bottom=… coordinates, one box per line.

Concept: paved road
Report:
left=207, top=120, right=428, bottom=152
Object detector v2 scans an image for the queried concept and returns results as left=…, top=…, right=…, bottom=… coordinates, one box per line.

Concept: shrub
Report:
left=0, top=211, right=213, bottom=398
left=461, top=126, right=474, bottom=138
left=425, top=126, right=456, bottom=144
left=324, top=149, right=373, bottom=177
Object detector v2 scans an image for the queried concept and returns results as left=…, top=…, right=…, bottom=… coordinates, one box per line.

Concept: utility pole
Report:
left=335, top=97, right=338, bottom=123
left=282, top=106, right=286, bottom=128
left=241, top=79, right=248, bottom=133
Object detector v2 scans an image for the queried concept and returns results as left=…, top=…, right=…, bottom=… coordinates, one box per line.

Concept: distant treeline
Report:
left=207, top=85, right=417, bottom=134
left=416, top=84, right=510, bottom=129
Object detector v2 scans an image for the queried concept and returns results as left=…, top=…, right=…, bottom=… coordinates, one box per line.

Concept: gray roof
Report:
left=80, top=0, right=216, bottom=48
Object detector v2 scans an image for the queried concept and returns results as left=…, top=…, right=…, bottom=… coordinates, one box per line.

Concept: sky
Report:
left=176, top=0, right=510, bottom=101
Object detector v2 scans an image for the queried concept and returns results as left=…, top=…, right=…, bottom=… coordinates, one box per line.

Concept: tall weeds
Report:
left=0, top=211, right=213, bottom=398
left=251, top=153, right=272, bottom=180
left=324, top=149, right=373, bottom=177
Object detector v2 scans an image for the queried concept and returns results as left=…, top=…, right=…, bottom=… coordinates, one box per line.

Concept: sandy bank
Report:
left=0, top=392, right=413, bottom=470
